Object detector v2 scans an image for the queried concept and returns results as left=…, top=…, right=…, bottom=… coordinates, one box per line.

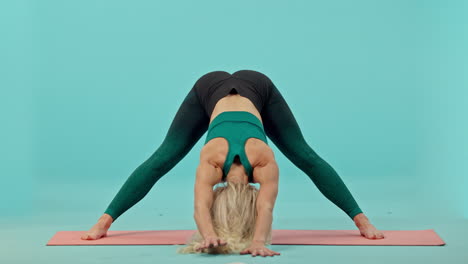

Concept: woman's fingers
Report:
left=218, top=238, right=227, bottom=245
left=241, top=247, right=280, bottom=257
left=197, top=237, right=227, bottom=251
left=209, top=238, right=218, bottom=247
left=257, top=249, right=274, bottom=257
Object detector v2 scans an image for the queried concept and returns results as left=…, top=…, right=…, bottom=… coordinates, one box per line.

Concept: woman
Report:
left=178, top=104, right=279, bottom=255
left=81, top=70, right=384, bottom=256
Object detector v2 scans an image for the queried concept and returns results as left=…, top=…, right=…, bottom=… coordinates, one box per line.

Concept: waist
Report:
left=208, top=111, right=265, bottom=131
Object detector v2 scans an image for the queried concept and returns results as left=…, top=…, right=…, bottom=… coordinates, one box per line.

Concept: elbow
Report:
left=193, top=209, right=201, bottom=221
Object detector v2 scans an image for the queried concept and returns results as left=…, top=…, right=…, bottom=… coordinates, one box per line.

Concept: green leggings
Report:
left=104, top=72, right=363, bottom=222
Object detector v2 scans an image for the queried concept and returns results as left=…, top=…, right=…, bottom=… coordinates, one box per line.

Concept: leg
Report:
left=260, top=85, right=385, bottom=240
left=260, top=79, right=363, bottom=221
left=103, top=85, right=210, bottom=222
left=82, top=79, right=210, bottom=240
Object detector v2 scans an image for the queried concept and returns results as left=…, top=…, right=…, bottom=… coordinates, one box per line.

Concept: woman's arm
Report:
left=252, top=160, right=279, bottom=244
left=193, top=161, right=220, bottom=238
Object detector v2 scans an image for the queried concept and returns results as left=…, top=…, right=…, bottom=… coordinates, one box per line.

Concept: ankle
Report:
left=353, top=213, right=370, bottom=226
left=98, top=214, right=113, bottom=227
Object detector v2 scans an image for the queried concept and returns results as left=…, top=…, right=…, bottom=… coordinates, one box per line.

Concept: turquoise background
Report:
left=1, top=0, right=467, bottom=263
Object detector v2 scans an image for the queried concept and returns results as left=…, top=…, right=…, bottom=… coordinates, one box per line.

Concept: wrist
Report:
left=194, top=214, right=216, bottom=239
left=252, top=238, right=266, bottom=245
left=201, top=231, right=217, bottom=238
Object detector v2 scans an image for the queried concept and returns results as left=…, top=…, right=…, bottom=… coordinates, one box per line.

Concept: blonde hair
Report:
left=177, top=181, right=272, bottom=254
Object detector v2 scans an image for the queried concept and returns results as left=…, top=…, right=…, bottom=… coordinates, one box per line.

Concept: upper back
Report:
left=201, top=137, right=275, bottom=177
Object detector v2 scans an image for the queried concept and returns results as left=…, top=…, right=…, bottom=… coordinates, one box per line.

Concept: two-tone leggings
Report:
left=103, top=70, right=363, bottom=222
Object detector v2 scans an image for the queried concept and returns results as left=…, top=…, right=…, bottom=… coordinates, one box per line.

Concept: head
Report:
left=177, top=161, right=273, bottom=254
left=225, top=156, right=249, bottom=184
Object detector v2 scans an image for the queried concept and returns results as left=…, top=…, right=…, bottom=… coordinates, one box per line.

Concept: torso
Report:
left=209, top=94, right=263, bottom=124
left=201, top=94, right=274, bottom=183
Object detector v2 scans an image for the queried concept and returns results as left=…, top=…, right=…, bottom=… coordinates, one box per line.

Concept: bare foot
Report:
left=81, top=214, right=113, bottom=240
left=357, top=223, right=385, bottom=239
left=353, top=213, right=385, bottom=240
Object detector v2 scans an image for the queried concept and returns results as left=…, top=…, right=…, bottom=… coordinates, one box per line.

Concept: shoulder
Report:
left=245, top=138, right=275, bottom=168
left=200, top=138, right=229, bottom=168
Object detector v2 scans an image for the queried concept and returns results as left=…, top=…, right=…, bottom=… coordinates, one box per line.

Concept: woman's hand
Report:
left=195, top=235, right=227, bottom=251
left=240, top=242, right=280, bottom=257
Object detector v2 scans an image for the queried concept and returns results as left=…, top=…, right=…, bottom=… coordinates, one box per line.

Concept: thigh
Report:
left=261, top=81, right=308, bottom=153
left=160, top=83, right=210, bottom=156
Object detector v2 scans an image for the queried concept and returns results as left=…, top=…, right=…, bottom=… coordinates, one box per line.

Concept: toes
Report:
left=82, top=232, right=95, bottom=240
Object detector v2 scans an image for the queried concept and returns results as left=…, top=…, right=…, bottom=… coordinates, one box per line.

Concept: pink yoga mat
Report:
left=47, top=229, right=445, bottom=246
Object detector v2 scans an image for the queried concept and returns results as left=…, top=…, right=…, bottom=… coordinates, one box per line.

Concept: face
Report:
left=225, top=162, right=249, bottom=184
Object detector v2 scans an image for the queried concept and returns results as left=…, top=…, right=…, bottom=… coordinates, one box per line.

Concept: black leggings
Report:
left=104, top=70, right=363, bottom=222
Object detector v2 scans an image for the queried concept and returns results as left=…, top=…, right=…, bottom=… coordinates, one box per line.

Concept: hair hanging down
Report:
left=177, top=181, right=273, bottom=254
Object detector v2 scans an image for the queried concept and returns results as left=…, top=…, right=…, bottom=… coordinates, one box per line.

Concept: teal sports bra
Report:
left=204, top=111, right=268, bottom=183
